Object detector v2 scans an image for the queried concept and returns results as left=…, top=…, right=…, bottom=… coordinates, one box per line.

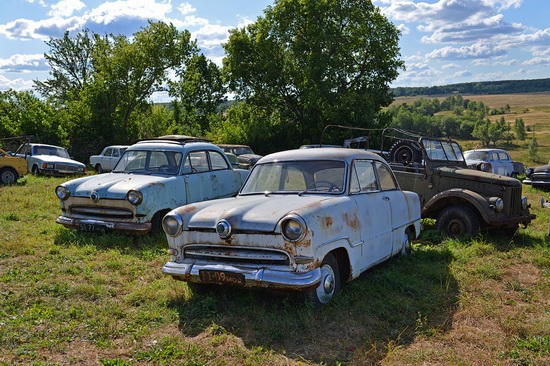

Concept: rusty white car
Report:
left=55, top=136, right=249, bottom=235
left=89, top=145, right=130, bottom=173
left=162, top=148, right=422, bottom=304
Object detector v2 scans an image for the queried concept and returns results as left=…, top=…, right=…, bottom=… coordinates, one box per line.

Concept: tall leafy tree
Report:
left=34, top=30, right=95, bottom=102
left=169, top=54, right=226, bottom=134
left=223, top=0, right=404, bottom=149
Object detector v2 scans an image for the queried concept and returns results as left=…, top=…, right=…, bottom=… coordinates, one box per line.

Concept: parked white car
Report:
left=464, top=148, right=524, bottom=177
left=89, top=145, right=129, bottom=173
left=56, top=136, right=249, bottom=235
left=162, top=148, right=422, bottom=304
left=15, top=143, right=86, bottom=176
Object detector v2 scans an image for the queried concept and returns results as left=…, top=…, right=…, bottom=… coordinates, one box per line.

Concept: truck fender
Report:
left=423, top=188, right=495, bottom=224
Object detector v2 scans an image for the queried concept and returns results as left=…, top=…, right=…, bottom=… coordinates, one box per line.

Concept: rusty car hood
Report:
left=63, top=172, right=176, bottom=199
left=180, top=194, right=351, bottom=232
left=436, top=166, right=521, bottom=186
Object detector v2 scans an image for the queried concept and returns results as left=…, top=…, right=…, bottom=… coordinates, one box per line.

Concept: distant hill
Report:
left=391, top=78, right=550, bottom=97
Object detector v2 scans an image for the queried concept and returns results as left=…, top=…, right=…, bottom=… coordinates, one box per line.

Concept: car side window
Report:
left=104, top=148, right=113, bottom=157
left=350, top=160, right=378, bottom=194
left=209, top=151, right=230, bottom=170
left=375, top=161, right=398, bottom=190
left=490, top=152, right=499, bottom=161
left=112, top=149, right=119, bottom=158
left=187, top=151, right=210, bottom=173
left=499, top=152, right=510, bottom=161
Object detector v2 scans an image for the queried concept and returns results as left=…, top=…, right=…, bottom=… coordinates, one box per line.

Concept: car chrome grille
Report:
left=184, top=245, right=290, bottom=265
left=56, top=164, right=80, bottom=171
left=69, top=205, right=134, bottom=220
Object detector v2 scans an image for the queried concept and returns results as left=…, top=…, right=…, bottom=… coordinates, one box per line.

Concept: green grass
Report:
left=1, top=168, right=549, bottom=364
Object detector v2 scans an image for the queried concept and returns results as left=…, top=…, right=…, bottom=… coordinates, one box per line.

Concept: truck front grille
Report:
left=184, top=245, right=290, bottom=265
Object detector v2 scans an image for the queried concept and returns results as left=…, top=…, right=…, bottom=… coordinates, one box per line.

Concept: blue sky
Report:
left=1, top=0, right=549, bottom=99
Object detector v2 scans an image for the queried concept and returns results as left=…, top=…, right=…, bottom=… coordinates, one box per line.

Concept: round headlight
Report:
left=127, top=190, right=143, bottom=205
left=488, top=197, right=504, bottom=212
left=55, top=185, right=70, bottom=200
left=525, top=168, right=533, bottom=177
left=521, top=196, right=528, bottom=210
left=281, top=216, right=306, bottom=242
left=216, top=219, right=232, bottom=239
left=162, top=214, right=183, bottom=237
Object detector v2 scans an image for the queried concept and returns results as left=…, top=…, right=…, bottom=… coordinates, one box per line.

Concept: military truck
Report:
left=321, top=126, right=535, bottom=236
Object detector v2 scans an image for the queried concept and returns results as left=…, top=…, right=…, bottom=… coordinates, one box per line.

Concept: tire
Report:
left=31, top=164, right=40, bottom=175
left=0, top=168, right=18, bottom=184
left=400, top=228, right=413, bottom=256
left=95, top=164, right=104, bottom=173
left=436, top=205, right=480, bottom=237
left=308, top=253, right=340, bottom=305
left=389, top=140, right=422, bottom=164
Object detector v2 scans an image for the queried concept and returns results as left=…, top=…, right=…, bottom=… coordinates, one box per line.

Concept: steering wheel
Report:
left=159, top=164, right=176, bottom=173
left=308, top=180, right=340, bottom=192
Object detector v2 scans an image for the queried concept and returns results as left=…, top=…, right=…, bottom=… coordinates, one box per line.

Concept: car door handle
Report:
left=382, top=196, right=390, bottom=201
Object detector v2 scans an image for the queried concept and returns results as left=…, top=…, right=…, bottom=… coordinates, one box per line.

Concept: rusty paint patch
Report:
left=306, top=258, right=322, bottom=271
left=344, top=212, right=359, bottom=230
left=322, top=216, right=333, bottom=228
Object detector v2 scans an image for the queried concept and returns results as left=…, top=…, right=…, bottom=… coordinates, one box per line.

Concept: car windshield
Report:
left=241, top=160, right=346, bottom=195
left=234, top=147, right=254, bottom=155
left=423, top=139, right=464, bottom=162
left=464, top=151, right=488, bottom=161
left=34, top=146, right=70, bottom=158
left=113, top=150, right=183, bottom=175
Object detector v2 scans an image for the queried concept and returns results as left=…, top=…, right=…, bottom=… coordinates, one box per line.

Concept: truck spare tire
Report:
left=389, top=140, right=422, bottom=164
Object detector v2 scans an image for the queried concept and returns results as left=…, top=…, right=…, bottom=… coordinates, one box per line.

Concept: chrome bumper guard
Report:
left=56, top=216, right=152, bottom=234
left=162, top=261, right=321, bottom=290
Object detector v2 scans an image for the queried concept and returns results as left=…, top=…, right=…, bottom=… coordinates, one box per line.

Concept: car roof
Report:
left=258, top=148, right=385, bottom=164
left=464, top=148, right=506, bottom=153
left=29, top=143, right=65, bottom=149
left=218, top=144, right=251, bottom=148
left=130, top=139, right=222, bottom=152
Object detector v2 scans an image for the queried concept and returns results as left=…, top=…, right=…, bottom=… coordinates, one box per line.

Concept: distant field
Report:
left=394, top=92, right=550, bottom=165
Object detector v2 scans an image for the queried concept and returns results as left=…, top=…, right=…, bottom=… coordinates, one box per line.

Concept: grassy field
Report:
left=1, top=94, right=550, bottom=365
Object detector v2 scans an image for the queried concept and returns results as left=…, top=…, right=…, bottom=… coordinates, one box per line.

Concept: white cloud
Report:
left=397, top=24, right=410, bottom=35
left=0, top=54, right=47, bottom=73
left=426, top=43, right=506, bottom=60
left=177, top=2, right=196, bottom=15
left=442, top=63, right=461, bottom=69
left=48, top=0, right=85, bottom=17
left=0, top=74, right=36, bottom=91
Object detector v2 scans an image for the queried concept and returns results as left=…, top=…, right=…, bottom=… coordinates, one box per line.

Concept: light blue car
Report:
left=55, top=136, right=249, bottom=235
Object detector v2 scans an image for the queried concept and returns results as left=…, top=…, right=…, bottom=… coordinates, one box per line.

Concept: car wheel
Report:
left=400, top=228, right=413, bottom=256
left=31, top=165, right=40, bottom=175
left=0, top=168, right=18, bottom=184
left=308, top=253, right=340, bottom=305
left=436, top=205, right=480, bottom=237
left=95, top=164, right=104, bottom=173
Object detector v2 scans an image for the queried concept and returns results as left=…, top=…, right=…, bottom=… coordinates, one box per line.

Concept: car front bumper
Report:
left=56, top=216, right=152, bottom=234
left=162, top=260, right=321, bottom=291
left=522, top=178, right=550, bottom=186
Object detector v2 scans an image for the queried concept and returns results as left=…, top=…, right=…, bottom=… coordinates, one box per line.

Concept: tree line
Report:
left=392, top=78, right=550, bottom=97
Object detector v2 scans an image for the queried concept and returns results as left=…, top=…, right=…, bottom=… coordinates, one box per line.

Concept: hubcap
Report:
left=316, top=264, right=335, bottom=304
left=448, top=219, right=465, bottom=235
left=2, top=171, right=15, bottom=183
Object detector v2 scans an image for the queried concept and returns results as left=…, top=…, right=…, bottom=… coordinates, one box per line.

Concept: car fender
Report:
left=423, top=188, right=495, bottom=224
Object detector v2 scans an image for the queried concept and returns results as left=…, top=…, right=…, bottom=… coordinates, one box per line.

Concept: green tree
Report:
left=514, top=118, right=526, bottom=141
left=472, top=119, right=491, bottom=147
left=529, top=137, right=538, bottom=161
left=169, top=54, right=226, bottom=135
left=223, top=0, right=404, bottom=149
